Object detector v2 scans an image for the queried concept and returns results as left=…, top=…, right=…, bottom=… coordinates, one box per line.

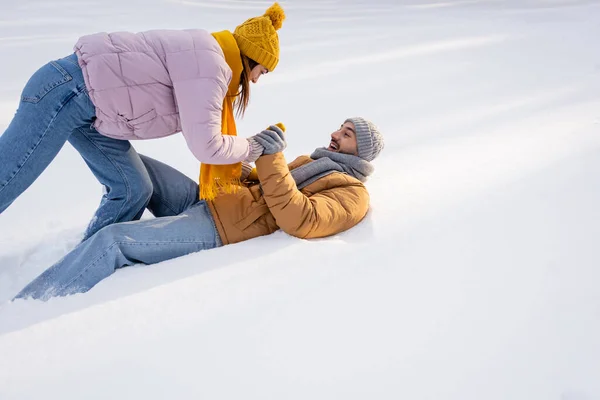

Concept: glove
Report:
left=240, top=161, right=253, bottom=181
left=244, top=137, right=264, bottom=163
left=252, top=125, right=286, bottom=155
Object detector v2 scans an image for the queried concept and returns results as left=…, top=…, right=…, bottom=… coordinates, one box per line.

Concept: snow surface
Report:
left=1, top=0, right=600, bottom=399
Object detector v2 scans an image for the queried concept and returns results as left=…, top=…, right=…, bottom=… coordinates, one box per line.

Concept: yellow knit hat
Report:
left=233, top=2, right=285, bottom=72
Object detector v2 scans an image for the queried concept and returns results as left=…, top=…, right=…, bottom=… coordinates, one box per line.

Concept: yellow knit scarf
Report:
left=199, top=30, right=243, bottom=200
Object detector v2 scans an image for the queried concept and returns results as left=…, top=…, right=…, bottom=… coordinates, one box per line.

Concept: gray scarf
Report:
left=290, top=147, right=375, bottom=190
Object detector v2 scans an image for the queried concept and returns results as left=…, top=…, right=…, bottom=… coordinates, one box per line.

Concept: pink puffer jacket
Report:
left=74, top=29, right=250, bottom=164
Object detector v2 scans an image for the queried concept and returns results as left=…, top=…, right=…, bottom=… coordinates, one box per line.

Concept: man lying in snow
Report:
left=14, top=118, right=384, bottom=301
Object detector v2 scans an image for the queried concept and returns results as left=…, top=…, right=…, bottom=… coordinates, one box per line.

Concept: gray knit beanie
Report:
left=345, top=117, right=384, bottom=162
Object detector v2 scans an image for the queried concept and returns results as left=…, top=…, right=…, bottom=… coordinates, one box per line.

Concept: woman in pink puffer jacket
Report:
left=0, top=3, right=284, bottom=240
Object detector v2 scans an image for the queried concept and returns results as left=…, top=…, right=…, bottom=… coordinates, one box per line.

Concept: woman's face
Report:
left=249, top=64, right=268, bottom=83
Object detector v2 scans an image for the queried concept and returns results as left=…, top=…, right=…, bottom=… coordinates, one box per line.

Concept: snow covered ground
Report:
left=1, top=0, right=600, bottom=398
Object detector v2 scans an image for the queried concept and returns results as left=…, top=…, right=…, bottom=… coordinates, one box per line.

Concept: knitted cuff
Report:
left=240, top=161, right=253, bottom=181
left=245, top=137, right=264, bottom=163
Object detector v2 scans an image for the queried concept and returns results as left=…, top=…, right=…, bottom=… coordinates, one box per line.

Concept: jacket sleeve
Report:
left=244, top=159, right=299, bottom=183
left=166, top=49, right=250, bottom=164
left=256, top=153, right=370, bottom=239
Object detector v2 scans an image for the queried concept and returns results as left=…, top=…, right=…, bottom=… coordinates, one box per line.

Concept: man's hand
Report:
left=253, top=125, right=287, bottom=155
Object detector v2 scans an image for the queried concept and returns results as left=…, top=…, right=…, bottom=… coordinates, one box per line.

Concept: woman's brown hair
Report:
left=234, top=55, right=259, bottom=118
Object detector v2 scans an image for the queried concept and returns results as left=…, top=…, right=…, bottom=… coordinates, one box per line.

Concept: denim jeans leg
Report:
left=14, top=201, right=221, bottom=300
left=68, top=125, right=153, bottom=241
left=139, top=154, right=200, bottom=217
left=0, top=56, right=94, bottom=213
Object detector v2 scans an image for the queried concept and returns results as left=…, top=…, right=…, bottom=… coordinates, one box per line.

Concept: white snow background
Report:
left=1, top=0, right=600, bottom=399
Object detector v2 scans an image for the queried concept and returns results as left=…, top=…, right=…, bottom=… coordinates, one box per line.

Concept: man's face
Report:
left=328, top=121, right=358, bottom=156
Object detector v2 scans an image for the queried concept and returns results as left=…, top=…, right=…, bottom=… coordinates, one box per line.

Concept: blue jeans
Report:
left=14, top=155, right=222, bottom=301
left=0, top=53, right=152, bottom=240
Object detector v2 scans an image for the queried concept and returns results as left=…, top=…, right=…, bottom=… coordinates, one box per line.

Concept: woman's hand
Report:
left=253, top=125, right=286, bottom=155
